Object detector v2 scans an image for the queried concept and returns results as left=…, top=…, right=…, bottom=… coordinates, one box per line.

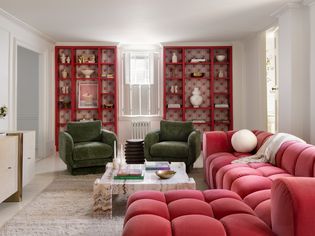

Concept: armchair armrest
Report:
left=144, top=130, right=160, bottom=160
left=187, top=130, right=201, bottom=165
left=101, top=129, right=117, bottom=158
left=202, top=131, right=234, bottom=161
left=59, top=131, right=74, bottom=165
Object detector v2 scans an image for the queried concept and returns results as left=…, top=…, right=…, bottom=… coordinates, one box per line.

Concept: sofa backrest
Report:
left=160, top=120, right=193, bottom=142
left=275, top=141, right=315, bottom=177
left=272, top=177, right=315, bottom=236
left=67, top=120, right=102, bottom=143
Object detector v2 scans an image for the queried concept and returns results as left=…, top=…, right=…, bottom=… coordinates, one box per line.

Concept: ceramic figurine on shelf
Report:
left=218, top=70, right=225, bottom=78
left=66, top=56, right=71, bottom=64
left=60, top=53, right=66, bottom=63
left=172, top=52, right=178, bottom=63
left=190, top=87, right=203, bottom=108
left=174, top=85, right=178, bottom=94
left=171, top=85, right=175, bottom=93
left=78, top=55, right=83, bottom=63
left=61, top=69, right=68, bottom=79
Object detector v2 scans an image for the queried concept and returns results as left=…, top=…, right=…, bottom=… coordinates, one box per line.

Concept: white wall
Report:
left=241, top=33, right=267, bottom=131
left=309, top=2, right=315, bottom=144
left=0, top=9, right=55, bottom=158
left=0, top=28, right=10, bottom=131
left=17, top=46, right=39, bottom=151
left=276, top=4, right=310, bottom=141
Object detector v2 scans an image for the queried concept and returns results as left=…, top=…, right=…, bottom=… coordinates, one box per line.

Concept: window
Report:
left=122, top=49, right=161, bottom=116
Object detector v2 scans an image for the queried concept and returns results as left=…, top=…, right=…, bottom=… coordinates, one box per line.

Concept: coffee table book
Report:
left=145, top=161, right=170, bottom=170
left=113, top=164, right=144, bottom=180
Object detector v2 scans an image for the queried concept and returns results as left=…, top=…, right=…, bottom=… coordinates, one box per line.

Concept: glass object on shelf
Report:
left=218, top=70, right=225, bottom=78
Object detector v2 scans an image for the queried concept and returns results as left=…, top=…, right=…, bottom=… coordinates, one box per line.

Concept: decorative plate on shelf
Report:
left=191, top=72, right=205, bottom=78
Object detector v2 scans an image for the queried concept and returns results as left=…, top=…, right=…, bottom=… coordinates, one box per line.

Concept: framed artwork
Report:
left=78, top=81, right=98, bottom=108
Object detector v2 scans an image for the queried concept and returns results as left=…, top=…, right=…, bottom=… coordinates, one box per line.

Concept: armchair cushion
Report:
left=67, top=120, right=102, bottom=143
left=73, top=142, right=113, bottom=161
left=150, top=141, right=188, bottom=158
left=160, top=120, right=193, bottom=142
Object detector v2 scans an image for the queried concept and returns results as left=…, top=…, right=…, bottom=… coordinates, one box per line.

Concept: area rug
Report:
left=0, top=168, right=206, bottom=236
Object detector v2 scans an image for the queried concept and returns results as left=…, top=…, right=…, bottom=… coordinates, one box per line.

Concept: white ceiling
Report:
left=0, top=0, right=289, bottom=43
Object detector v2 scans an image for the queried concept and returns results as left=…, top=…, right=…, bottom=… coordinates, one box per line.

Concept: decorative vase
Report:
left=172, top=52, right=178, bottom=63
left=174, top=85, right=178, bottom=93
left=66, top=56, right=71, bottom=63
left=170, top=86, right=175, bottom=93
left=190, top=87, right=203, bottom=108
left=61, top=69, right=68, bottom=79
left=60, top=53, right=66, bottom=63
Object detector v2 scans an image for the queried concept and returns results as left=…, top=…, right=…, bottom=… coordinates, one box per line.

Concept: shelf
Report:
left=192, top=122, right=211, bottom=125
left=166, top=93, right=182, bottom=96
left=213, top=62, right=230, bottom=65
left=214, top=77, right=229, bottom=80
left=166, top=107, right=182, bottom=110
left=185, top=107, right=211, bottom=110
left=76, top=108, right=99, bottom=111
left=165, top=62, right=183, bottom=65
left=166, top=77, right=182, bottom=80
left=185, top=62, right=211, bottom=65
left=185, top=77, right=210, bottom=80
left=100, top=62, right=115, bottom=65
left=55, top=46, right=118, bottom=150
left=75, top=63, right=98, bottom=66
left=163, top=46, right=233, bottom=134
left=101, top=92, right=115, bottom=95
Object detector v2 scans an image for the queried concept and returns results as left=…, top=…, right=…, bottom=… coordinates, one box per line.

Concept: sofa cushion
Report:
left=67, top=120, right=102, bottom=143
left=150, top=141, right=188, bottom=158
left=160, top=120, right=193, bottom=142
left=73, top=142, right=112, bottom=160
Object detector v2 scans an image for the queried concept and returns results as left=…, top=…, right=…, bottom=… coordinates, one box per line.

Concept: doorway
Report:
left=266, top=27, right=279, bottom=133
left=17, top=46, right=40, bottom=154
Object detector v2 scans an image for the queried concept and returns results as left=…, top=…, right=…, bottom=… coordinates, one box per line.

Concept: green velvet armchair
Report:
left=144, top=120, right=201, bottom=172
left=59, top=120, right=117, bottom=175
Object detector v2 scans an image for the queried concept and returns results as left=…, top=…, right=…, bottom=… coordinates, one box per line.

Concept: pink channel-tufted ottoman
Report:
left=122, top=177, right=315, bottom=236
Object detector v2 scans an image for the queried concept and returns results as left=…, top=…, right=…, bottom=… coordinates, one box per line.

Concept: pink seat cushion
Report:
left=168, top=199, right=213, bottom=220
left=124, top=199, right=170, bottom=224
left=127, top=190, right=166, bottom=207
left=172, top=215, right=226, bottom=236
left=231, top=175, right=272, bottom=198
left=221, top=213, right=274, bottom=236
left=164, top=190, right=204, bottom=204
left=123, top=214, right=172, bottom=236
left=203, top=189, right=241, bottom=203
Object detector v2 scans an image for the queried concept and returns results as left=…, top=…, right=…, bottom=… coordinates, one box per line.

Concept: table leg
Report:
left=93, top=179, right=112, bottom=217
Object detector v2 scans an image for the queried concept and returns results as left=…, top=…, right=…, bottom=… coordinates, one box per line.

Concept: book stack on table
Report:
left=114, top=164, right=144, bottom=180
left=145, top=161, right=170, bottom=171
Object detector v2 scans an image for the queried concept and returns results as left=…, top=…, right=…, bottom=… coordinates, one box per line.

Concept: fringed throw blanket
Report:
left=232, top=133, right=305, bottom=165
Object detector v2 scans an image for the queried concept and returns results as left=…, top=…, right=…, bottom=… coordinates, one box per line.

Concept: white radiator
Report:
left=131, top=121, right=151, bottom=139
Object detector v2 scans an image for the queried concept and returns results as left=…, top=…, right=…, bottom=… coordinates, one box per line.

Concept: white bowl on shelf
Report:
left=215, top=55, right=226, bottom=62
left=81, top=69, right=94, bottom=78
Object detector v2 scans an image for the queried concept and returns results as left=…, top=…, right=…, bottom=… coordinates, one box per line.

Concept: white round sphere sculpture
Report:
left=231, top=129, right=257, bottom=153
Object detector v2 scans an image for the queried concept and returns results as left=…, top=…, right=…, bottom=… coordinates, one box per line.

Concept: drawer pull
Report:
left=8, top=166, right=12, bottom=169
left=27, top=157, right=31, bottom=159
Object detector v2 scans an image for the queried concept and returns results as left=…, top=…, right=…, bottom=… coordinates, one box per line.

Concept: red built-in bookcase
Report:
left=55, top=46, right=117, bottom=149
left=163, top=46, right=233, bottom=136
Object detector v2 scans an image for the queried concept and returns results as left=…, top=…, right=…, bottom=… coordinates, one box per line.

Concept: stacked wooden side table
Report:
left=124, top=139, right=145, bottom=164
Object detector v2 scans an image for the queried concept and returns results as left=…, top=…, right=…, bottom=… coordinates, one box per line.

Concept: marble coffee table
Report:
left=93, top=162, right=196, bottom=217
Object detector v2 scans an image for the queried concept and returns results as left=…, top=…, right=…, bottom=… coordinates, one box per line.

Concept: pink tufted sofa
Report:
left=122, top=177, right=315, bottom=236
left=203, top=130, right=315, bottom=226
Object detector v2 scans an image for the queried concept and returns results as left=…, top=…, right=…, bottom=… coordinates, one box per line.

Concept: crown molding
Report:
left=271, top=1, right=302, bottom=17
left=0, top=8, right=55, bottom=44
